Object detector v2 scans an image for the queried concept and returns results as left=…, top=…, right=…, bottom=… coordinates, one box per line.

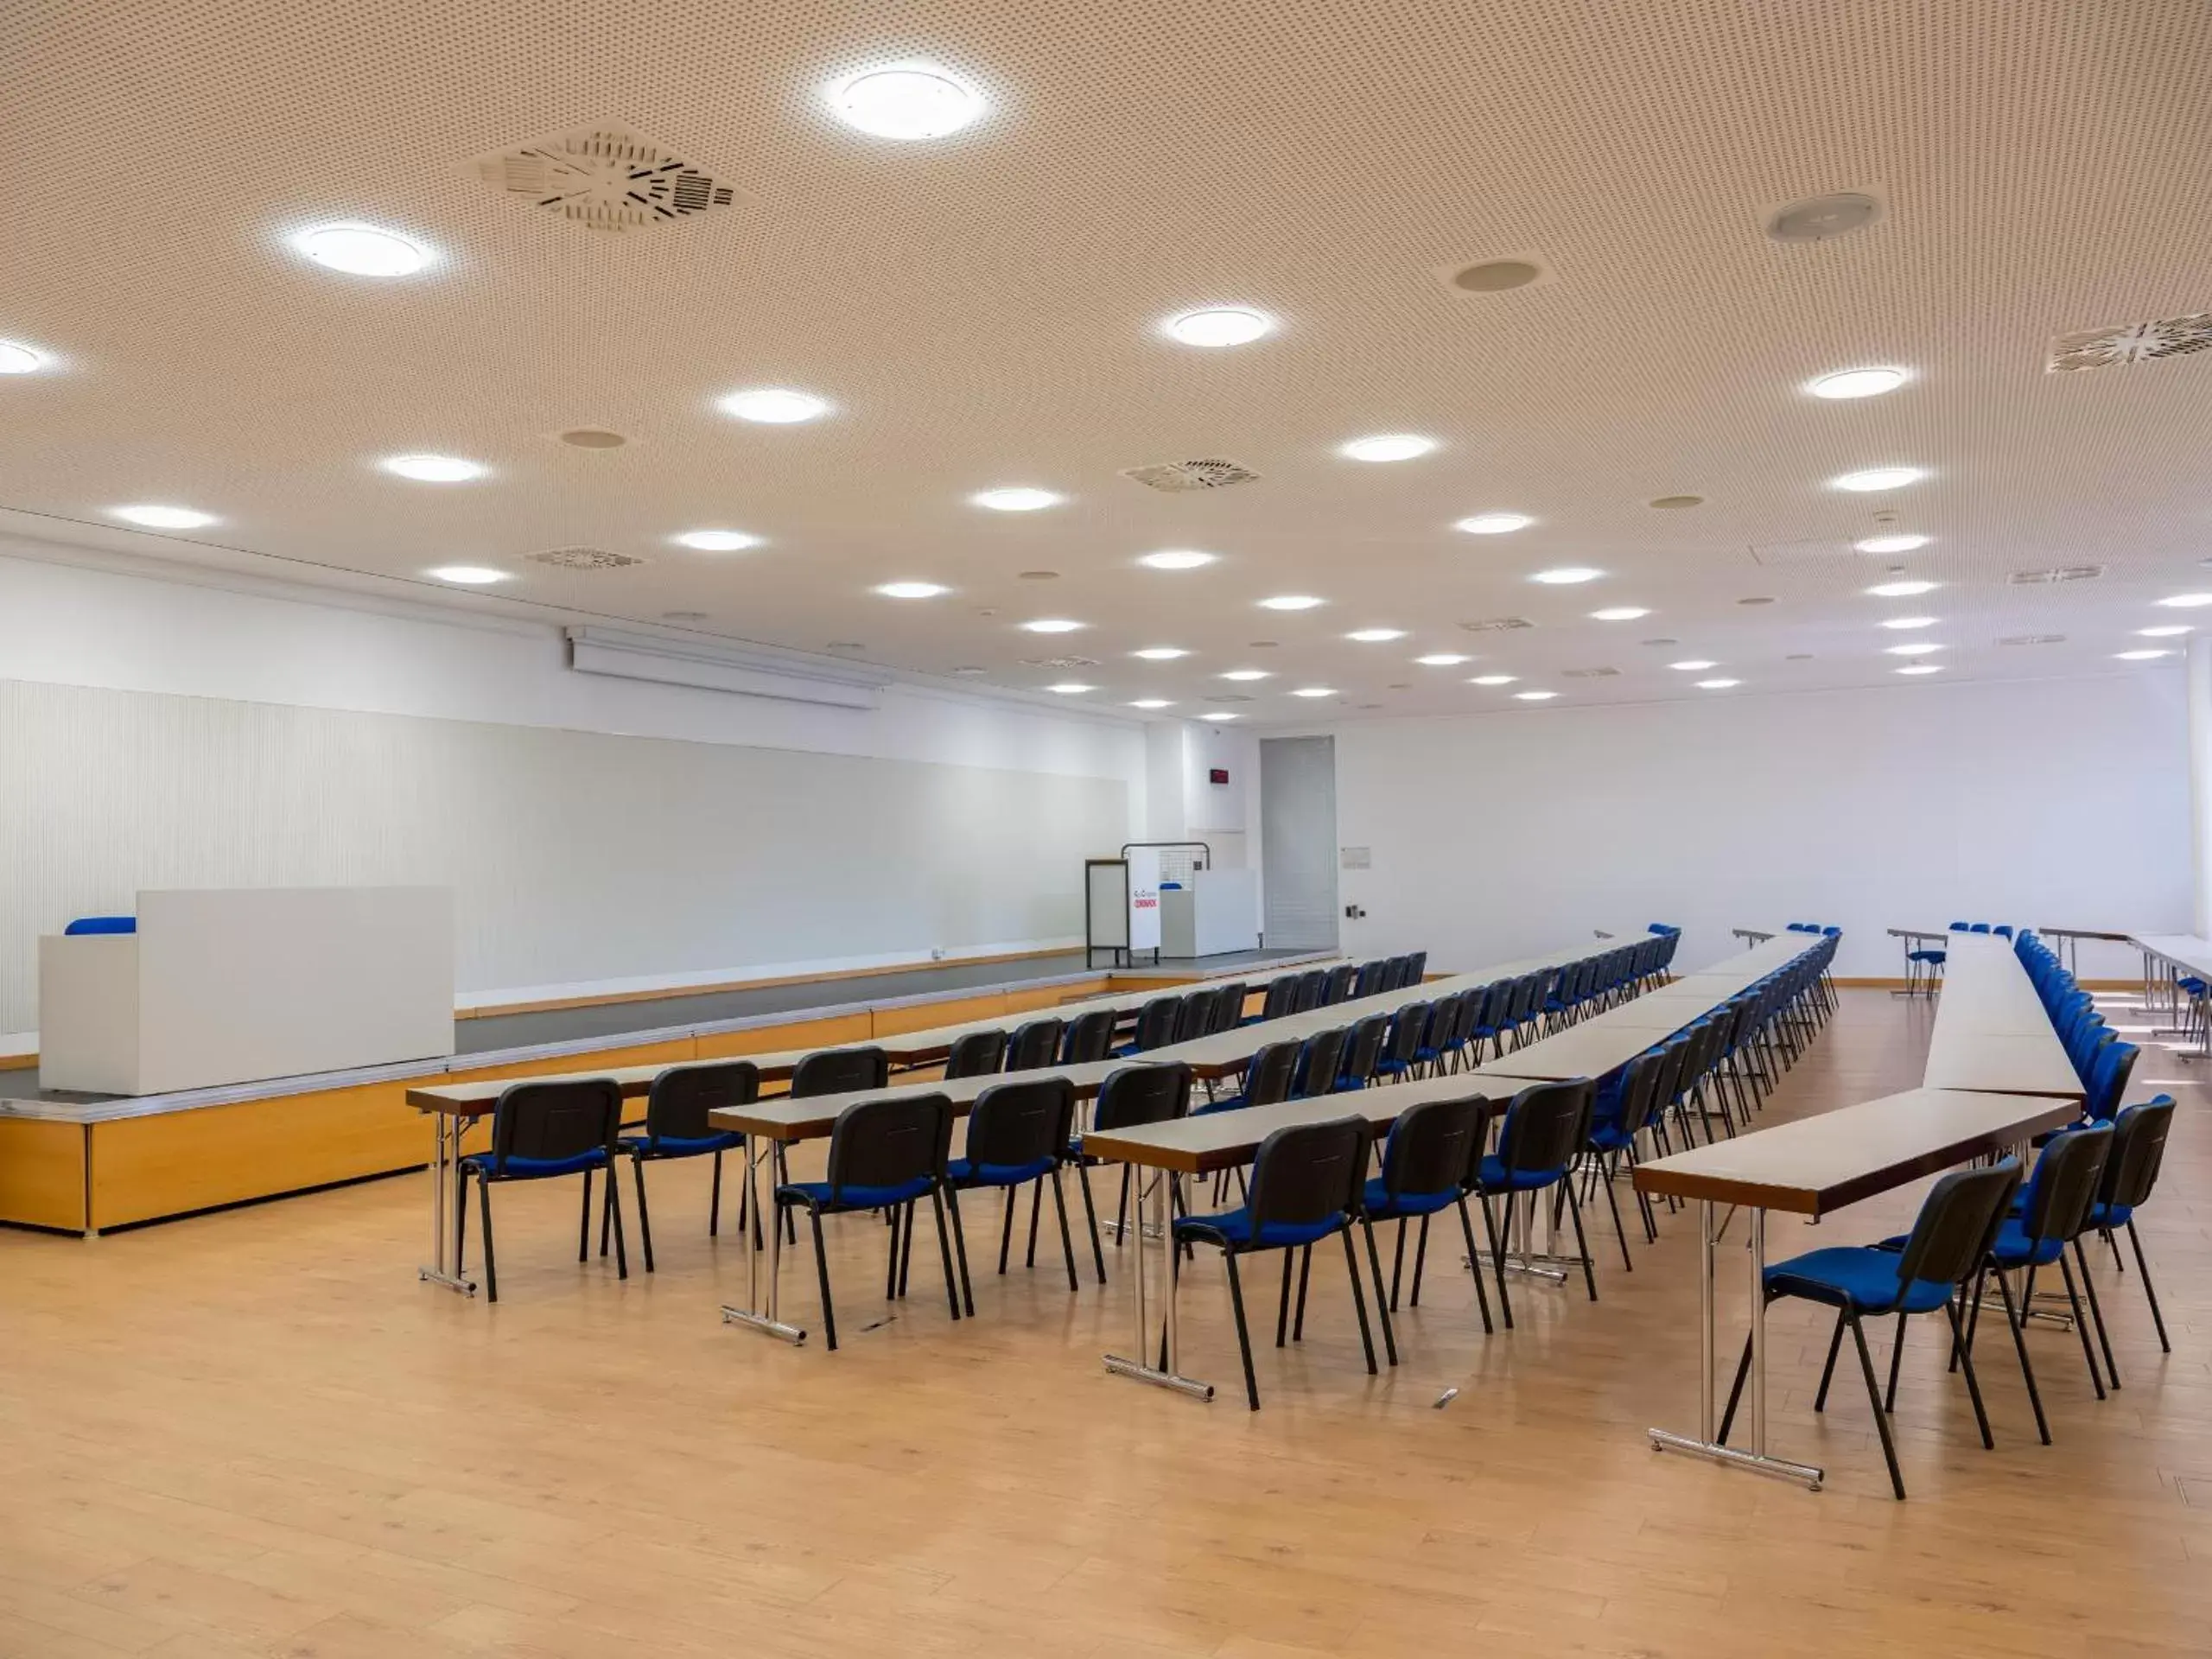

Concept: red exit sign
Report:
left=1209, top=767, right=1230, bottom=785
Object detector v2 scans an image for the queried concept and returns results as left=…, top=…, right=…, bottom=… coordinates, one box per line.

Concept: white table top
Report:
left=1923, top=932, right=2081, bottom=1098
left=2132, top=933, right=2212, bottom=979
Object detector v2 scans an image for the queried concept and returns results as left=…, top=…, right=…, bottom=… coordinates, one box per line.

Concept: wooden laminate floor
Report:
left=0, top=989, right=2205, bottom=1657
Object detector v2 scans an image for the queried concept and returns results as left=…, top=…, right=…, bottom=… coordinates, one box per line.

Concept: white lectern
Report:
left=39, top=887, right=455, bottom=1095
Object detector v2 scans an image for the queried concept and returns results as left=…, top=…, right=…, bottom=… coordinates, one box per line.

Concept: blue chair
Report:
left=1289, top=1027, right=1351, bottom=1099
left=63, top=915, right=136, bottom=935
left=2087, top=1099, right=2177, bottom=1367
left=612, top=1059, right=758, bottom=1272
left=773, top=1093, right=966, bottom=1351
left=1116, top=995, right=1181, bottom=1057
left=458, top=1077, right=628, bottom=1304
left=1471, top=1078, right=1599, bottom=1321
left=2082, top=1040, right=2139, bottom=1122
left=1060, top=1008, right=1117, bottom=1065
left=1005, top=1017, right=1064, bottom=1071
left=1337, top=1013, right=1391, bottom=1091
left=1582, top=1049, right=1666, bottom=1266
left=1993, top=925, right=2014, bottom=939
left=1173, top=1116, right=1381, bottom=1409
left=1071, top=1061, right=1192, bottom=1281
left=944, top=1029, right=1009, bottom=1079
left=1198, top=1039, right=1298, bottom=1117
left=1369, top=1001, right=1431, bottom=1083
left=1719, top=1161, right=2022, bottom=1499
left=1243, top=976, right=1300, bottom=1027
left=1363, top=1094, right=1498, bottom=1338
left=949, top=1077, right=1081, bottom=1300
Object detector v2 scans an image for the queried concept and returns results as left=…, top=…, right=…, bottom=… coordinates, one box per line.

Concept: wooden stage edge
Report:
left=3, top=972, right=1159, bottom=1237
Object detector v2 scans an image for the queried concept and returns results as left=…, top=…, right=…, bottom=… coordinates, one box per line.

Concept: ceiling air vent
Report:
left=1460, top=616, right=1535, bottom=632
left=1019, top=655, right=1098, bottom=670
left=528, top=546, right=645, bottom=570
left=475, top=123, right=739, bottom=232
left=1560, top=667, right=1620, bottom=678
left=2048, top=315, right=2212, bottom=373
left=2007, top=565, right=2102, bottom=585
left=2001, top=633, right=2067, bottom=646
left=1119, top=458, right=1261, bottom=493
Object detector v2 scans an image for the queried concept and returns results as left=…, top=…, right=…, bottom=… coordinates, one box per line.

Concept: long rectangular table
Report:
left=2132, top=932, right=2212, bottom=1056
left=1633, top=1087, right=2081, bottom=1489
left=1922, top=933, right=2081, bottom=1096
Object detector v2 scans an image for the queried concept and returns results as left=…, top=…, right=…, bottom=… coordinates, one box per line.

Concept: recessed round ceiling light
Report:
left=1340, top=434, right=1436, bottom=463
left=0, top=340, right=49, bottom=374
left=2138, top=625, right=2192, bottom=638
left=2115, top=649, right=2173, bottom=662
left=1139, top=548, right=1217, bottom=570
left=1766, top=192, right=1882, bottom=243
left=1694, top=678, right=1741, bottom=690
left=1649, top=494, right=1705, bottom=510
left=427, top=564, right=509, bottom=585
left=1132, top=646, right=1189, bottom=660
left=2155, top=593, right=2212, bottom=608
left=1046, top=682, right=1095, bottom=695
left=718, top=387, right=830, bottom=424
left=875, top=581, right=948, bottom=599
left=1514, top=690, right=1558, bottom=702
left=1220, top=669, right=1272, bottom=681
left=110, top=503, right=217, bottom=530
left=1896, top=664, right=1943, bottom=676
left=1866, top=580, right=1937, bottom=598
left=1199, top=711, right=1240, bottom=721
left=1345, top=627, right=1408, bottom=643
left=973, top=486, right=1062, bottom=512
left=1530, top=567, right=1603, bottom=585
left=1856, top=533, right=1931, bottom=554
left=1469, top=674, right=1517, bottom=686
left=674, top=529, right=762, bottom=551
left=291, top=222, right=429, bottom=276
left=1165, top=308, right=1273, bottom=347
left=1256, top=594, right=1323, bottom=611
left=1455, top=512, right=1533, bottom=535
left=1290, top=687, right=1336, bottom=698
left=1808, top=366, right=1909, bottom=400
left=830, top=66, right=983, bottom=141
left=1590, top=607, right=1649, bottom=621
left=381, top=453, right=486, bottom=482
left=1129, top=698, right=1174, bottom=710
left=558, top=429, right=626, bottom=448
left=1886, top=642, right=1942, bottom=656
left=1020, top=618, right=1084, bottom=632
left=1449, top=258, right=1543, bottom=293
left=1669, top=660, right=1718, bottom=671
left=1414, top=653, right=1471, bottom=666
left=1832, top=466, right=1925, bottom=493
left=1879, top=616, right=1937, bottom=631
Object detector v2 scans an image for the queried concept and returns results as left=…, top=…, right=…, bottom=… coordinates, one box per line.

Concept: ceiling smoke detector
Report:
left=528, top=545, right=645, bottom=570
left=475, top=123, right=739, bottom=232
left=1119, top=457, right=1261, bottom=493
left=1764, top=190, right=1883, bottom=243
left=1437, top=255, right=1549, bottom=296
left=2047, top=315, right=2212, bottom=373
left=1459, top=616, right=1535, bottom=632
left=559, top=428, right=627, bottom=448
left=2007, top=565, right=2103, bottom=585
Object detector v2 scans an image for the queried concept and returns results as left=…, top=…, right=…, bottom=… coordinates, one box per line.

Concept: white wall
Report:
left=1309, top=673, right=2191, bottom=981
left=0, top=543, right=1147, bottom=1041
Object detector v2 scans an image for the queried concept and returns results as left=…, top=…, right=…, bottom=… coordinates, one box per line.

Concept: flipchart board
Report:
left=1126, top=847, right=1162, bottom=952
left=1084, top=851, right=1163, bottom=966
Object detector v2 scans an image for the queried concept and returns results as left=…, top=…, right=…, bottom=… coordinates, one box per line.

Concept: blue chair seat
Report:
left=2087, top=1199, right=2134, bottom=1229
left=620, top=1131, right=741, bottom=1157
left=1174, top=1205, right=1344, bottom=1250
left=946, top=1154, right=1056, bottom=1186
left=1477, top=1154, right=1564, bottom=1192
left=1907, top=949, right=1946, bottom=964
left=1986, top=1216, right=2065, bottom=1269
left=1360, top=1177, right=1457, bottom=1220
left=1763, top=1246, right=1955, bottom=1314
left=461, top=1148, right=607, bottom=1179
left=778, top=1176, right=935, bottom=1210
left=1412, top=1046, right=1443, bottom=1065
left=1192, top=1093, right=1252, bottom=1116
left=1370, top=1058, right=1414, bottom=1078
left=1587, top=1121, right=1634, bottom=1153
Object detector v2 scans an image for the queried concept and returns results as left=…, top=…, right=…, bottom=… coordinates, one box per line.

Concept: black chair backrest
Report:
left=1339, top=1013, right=1391, bottom=1087
left=493, top=1077, right=623, bottom=1166
left=1092, top=1061, right=1192, bottom=1131
left=1292, top=969, right=1327, bottom=1013
left=1259, top=976, right=1300, bottom=1020
left=1061, top=1008, right=1117, bottom=1064
left=966, top=1077, right=1077, bottom=1168
left=1381, top=1095, right=1491, bottom=1199
left=1647, top=1038, right=1688, bottom=1112
left=1384, top=955, right=1414, bottom=992
left=2021, top=1124, right=2113, bottom=1243
left=644, top=1060, right=760, bottom=1141
left=1609, top=1051, right=1664, bottom=1138
left=1892, top=1161, right=2021, bottom=1287
left=1207, top=982, right=1249, bottom=1033
left=1322, top=963, right=1359, bottom=1005
left=790, top=1046, right=889, bottom=1098
left=1404, top=950, right=1427, bottom=984
left=1353, top=960, right=1386, bottom=998
left=1497, top=1079, right=1594, bottom=1176
left=1245, top=1116, right=1369, bottom=1233
left=1132, top=995, right=1181, bottom=1051
left=1172, top=990, right=1216, bottom=1043
left=1007, top=1017, right=1065, bottom=1071
left=943, top=1029, right=1008, bottom=1080
left=1293, top=1027, right=1351, bottom=1098
left=1382, top=1001, right=1431, bottom=1066
left=1242, top=1039, right=1301, bottom=1108
left=2101, top=1098, right=2176, bottom=1210
left=823, top=1094, right=952, bottom=1202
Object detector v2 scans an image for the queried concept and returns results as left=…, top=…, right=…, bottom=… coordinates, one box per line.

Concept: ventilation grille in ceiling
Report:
left=2001, top=633, right=2067, bottom=646
left=1459, top=616, right=1535, bottom=632
left=1119, top=458, right=1260, bottom=493
left=1019, top=655, right=1097, bottom=670
left=2007, top=564, right=2102, bottom=585
left=1560, top=667, right=1621, bottom=678
left=528, top=545, right=644, bottom=570
left=475, top=124, right=738, bottom=232
left=2047, top=315, right=2212, bottom=373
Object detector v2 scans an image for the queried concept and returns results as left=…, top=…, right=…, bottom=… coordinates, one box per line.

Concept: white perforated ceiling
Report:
left=3, top=0, right=2210, bottom=719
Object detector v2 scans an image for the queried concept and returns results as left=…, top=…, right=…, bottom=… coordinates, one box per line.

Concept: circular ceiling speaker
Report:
left=1649, top=494, right=1704, bottom=509
left=560, top=429, right=627, bottom=448
left=1765, top=192, right=1882, bottom=243
left=1449, top=258, right=1543, bottom=293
